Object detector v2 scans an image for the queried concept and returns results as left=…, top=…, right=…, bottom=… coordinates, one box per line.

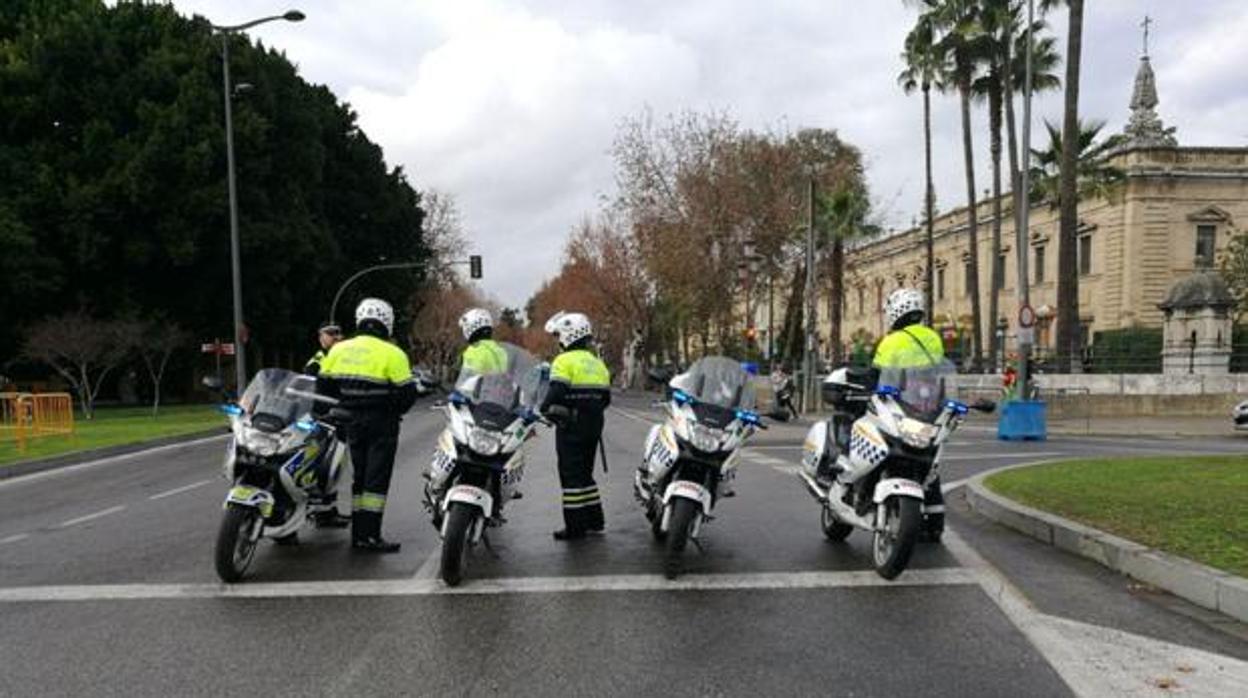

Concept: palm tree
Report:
left=933, top=0, right=991, bottom=370
left=1056, top=0, right=1084, bottom=371
left=1029, top=119, right=1124, bottom=208
left=898, top=11, right=949, bottom=322
left=821, top=186, right=872, bottom=364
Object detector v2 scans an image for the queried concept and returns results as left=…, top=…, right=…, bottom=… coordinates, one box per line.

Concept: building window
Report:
left=996, top=254, right=1007, bottom=288
left=964, top=262, right=973, bottom=296
left=1078, top=235, right=1092, bottom=276
left=1195, top=224, right=1217, bottom=269
left=937, top=267, right=946, bottom=300
left=1034, top=245, right=1046, bottom=283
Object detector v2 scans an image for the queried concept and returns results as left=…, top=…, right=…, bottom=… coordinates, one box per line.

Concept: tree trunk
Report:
left=959, top=84, right=984, bottom=370
left=1056, top=0, right=1084, bottom=372
left=780, top=261, right=806, bottom=366
left=988, top=76, right=1005, bottom=371
left=1004, top=31, right=1021, bottom=233
left=923, top=84, right=936, bottom=322
left=830, top=237, right=844, bottom=364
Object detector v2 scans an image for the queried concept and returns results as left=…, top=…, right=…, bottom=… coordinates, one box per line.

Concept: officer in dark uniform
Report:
left=304, top=322, right=343, bottom=377
left=540, top=311, right=611, bottom=541
left=317, top=298, right=416, bottom=553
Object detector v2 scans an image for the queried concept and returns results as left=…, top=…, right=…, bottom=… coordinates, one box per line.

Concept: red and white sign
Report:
left=201, top=341, right=236, bottom=356
left=1018, top=304, right=1036, bottom=329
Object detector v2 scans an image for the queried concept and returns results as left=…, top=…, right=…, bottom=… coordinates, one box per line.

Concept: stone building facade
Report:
left=828, top=52, right=1248, bottom=363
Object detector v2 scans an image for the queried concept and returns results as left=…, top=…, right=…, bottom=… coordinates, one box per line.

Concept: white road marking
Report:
left=943, top=528, right=1248, bottom=697
left=58, top=505, right=126, bottom=528
left=148, top=479, right=213, bottom=501
left=0, top=567, right=978, bottom=603
left=412, top=547, right=442, bottom=580
left=0, top=533, right=30, bottom=545
left=942, top=451, right=1069, bottom=461
left=0, top=434, right=229, bottom=490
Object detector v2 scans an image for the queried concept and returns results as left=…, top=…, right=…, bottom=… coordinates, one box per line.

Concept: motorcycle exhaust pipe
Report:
left=798, top=471, right=829, bottom=503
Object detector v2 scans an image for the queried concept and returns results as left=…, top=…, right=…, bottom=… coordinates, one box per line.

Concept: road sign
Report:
left=1018, top=304, right=1036, bottom=329
left=201, top=341, right=236, bottom=356
left=1017, top=326, right=1035, bottom=345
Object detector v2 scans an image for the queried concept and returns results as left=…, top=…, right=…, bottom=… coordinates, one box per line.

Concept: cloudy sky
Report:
left=170, top=0, right=1248, bottom=307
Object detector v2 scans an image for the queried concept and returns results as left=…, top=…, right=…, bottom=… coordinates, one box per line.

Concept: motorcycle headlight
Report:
left=467, top=426, right=502, bottom=456
left=241, top=428, right=280, bottom=456
left=689, top=424, right=725, bottom=452
left=897, top=418, right=939, bottom=449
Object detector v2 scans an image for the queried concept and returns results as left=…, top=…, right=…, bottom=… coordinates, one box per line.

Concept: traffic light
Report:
left=469, top=255, right=483, bottom=279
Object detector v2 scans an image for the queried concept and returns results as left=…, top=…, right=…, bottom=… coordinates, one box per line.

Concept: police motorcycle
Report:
left=423, top=343, right=549, bottom=587
left=797, top=362, right=993, bottom=579
left=635, top=357, right=766, bottom=579
left=205, top=369, right=351, bottom=583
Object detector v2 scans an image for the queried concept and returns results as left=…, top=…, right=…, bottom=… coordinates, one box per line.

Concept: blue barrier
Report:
left=998, top=399, right=1047, bottom=441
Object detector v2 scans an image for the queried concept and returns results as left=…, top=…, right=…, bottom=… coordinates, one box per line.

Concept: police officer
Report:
left=540, top=311, right=611, bottom=541
left=457, top=308, right=509, bottom=375
left=317, top=298, right=416, bottom=553
left=301, top=322, right=351, bottom=529
left=873, top=287, right=946, bottom=542
left=304, top=322, right=343, bottom=377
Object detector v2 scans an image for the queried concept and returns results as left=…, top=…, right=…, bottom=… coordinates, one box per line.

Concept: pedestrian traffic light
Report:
left=469, top=255, right=483, bottom=279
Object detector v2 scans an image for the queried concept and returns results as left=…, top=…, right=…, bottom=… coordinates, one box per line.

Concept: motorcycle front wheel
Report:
left=215, top=504, right=262, bottom=583
left=664, top=497, right=699, bottom=580
left=820, top=506, right=854, bottom=542
left=872, top=497, right=920, bottom=580
left=440, top=502, right=476, bottom=587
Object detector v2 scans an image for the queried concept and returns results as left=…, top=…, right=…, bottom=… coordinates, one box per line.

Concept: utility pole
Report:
left=1016, top=0, right=1035, bottom=397
left=803, top=175, right=818, bottom=412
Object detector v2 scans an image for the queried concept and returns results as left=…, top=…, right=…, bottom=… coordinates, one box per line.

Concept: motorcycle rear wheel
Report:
left=872, top=497, right=920, bottom=580
left=820, top=506, right=854, bottom=542
left=664, top=498, right=699, bottom=579
left=440, top=502, right=475, bottom=587
left=215, top=504, right=261, bottom=583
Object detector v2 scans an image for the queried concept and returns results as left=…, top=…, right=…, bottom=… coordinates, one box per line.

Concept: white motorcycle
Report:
left=798, top=362, right=993, bottom=579
left=423, top=343, right=548, bottom=586
left=206, top=369, right=350, bottom=583
left=635, top=357, right=766, bottom=579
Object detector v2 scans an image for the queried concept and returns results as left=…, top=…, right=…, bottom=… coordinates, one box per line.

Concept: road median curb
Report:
left=965, top=462, right=1248, bottom=624
left=1, top=428, right=228, bottom=481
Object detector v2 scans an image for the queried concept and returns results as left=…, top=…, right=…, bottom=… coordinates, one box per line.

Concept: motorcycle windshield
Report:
left=877, top=360, right=956, bottom=420
left=239, top=368, right=315, bottom=430
left=670, top=356, right=756, bottom=410
left=454, top=342, right=546, bottom=411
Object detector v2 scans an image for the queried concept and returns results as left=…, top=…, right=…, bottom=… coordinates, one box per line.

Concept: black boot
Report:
left=552, top=528, right=586, bottom=541
left=312, top=510, right=351, bottom=529
left=352, top=536, right=401, bottom=553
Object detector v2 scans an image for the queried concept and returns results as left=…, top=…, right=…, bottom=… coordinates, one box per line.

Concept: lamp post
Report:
left=211, top=9, right=305, bottom=391
left=1016, top=0, right=1035, bottom=396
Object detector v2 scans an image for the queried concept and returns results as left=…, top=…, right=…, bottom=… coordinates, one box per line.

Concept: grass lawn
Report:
left=985, top=456, right=1248, bottom=578
left=0, top=404, right=225, bottom=467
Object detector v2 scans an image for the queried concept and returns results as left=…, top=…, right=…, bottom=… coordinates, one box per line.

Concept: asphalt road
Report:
left=1, top=393, right=1246, bottom=696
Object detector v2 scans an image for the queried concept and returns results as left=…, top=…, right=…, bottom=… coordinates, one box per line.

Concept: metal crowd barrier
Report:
left=0, top=392, right=75, bottom=452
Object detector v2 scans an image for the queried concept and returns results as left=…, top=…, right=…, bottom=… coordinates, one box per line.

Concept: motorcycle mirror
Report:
left=202, top=375, right=224, bottom=391
left=972, top=399, right=997, bottom=414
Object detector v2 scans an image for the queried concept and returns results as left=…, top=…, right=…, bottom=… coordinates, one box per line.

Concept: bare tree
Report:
left=409, top=284, right=489, bottom=381
left=421, top=189, right=470, bottom=287
left=128, top=321, right=190, bottom=416
left=23, top=313, right=130, bottom=419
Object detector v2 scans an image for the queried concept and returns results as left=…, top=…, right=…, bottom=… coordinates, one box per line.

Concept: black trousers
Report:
left=555, top=427, right=604, bottom=533
left=923, top=476, right=945, bottom=532
left=347, top=420, right=399, bottom=541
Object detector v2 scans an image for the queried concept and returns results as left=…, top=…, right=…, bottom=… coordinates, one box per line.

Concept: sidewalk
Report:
left=1049, top=415, right=1245, bottom=438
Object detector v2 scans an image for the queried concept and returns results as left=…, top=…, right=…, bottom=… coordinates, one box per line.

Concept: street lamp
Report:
left=211, top=9, right=305, bottom=391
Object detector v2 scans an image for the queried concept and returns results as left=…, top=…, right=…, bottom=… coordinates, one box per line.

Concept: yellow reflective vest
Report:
left=461, top=339, right=509, bottom=375
left=319, top=334, right=415, bottom=413
left=872, top=324, right=945, bottom=369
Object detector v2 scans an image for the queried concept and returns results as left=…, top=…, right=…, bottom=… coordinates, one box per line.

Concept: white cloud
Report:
left=169, top=0, right=1248, bottom=305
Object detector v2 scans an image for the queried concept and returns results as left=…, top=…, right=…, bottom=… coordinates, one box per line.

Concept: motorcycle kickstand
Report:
left=480, top=532, right=501, bottom=559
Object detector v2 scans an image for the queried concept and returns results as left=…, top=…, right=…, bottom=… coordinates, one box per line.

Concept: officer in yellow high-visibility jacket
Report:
left=540, top=311, right=611, bottom=541
left=317, top=298, right=416, bottom=553
left=303, top=322, right=343, bottom=377
left=872, top=287, right=946, bottom=542
left=457, top=308, right=509, bottom=376
left=301, top=321, right=350, bottom=529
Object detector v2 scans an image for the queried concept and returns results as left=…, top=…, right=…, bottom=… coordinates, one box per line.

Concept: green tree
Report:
left=1028, top=119, right=1124, bottom=209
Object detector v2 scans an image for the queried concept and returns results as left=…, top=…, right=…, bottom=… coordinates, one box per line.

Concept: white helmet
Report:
left=355, top=297, right=395, bottom=336
left=544, top=311, right=593, bottom=349
left=458, top=307, right=493, bottom=341
left=884, top=288, right=925, bottom=330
